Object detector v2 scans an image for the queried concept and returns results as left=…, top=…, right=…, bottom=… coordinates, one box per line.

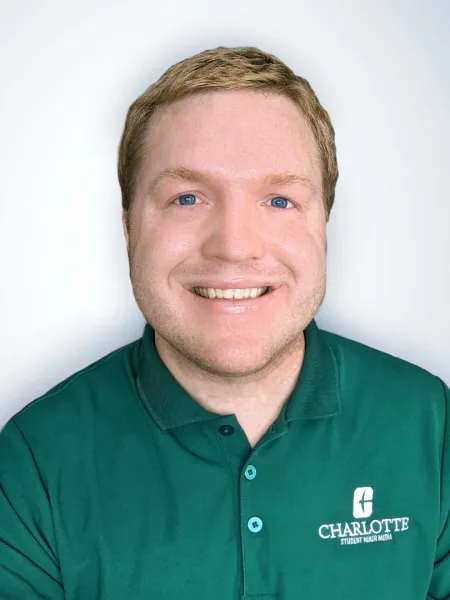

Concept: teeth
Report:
left=193, top=287, right=269, bottom=299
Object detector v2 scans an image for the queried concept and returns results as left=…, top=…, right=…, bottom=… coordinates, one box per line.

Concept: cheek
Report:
left=275, top=225, right=325, bottom=269
left=279, top=233, right=325, bottom=293
left=131, top=221, right=196, bottom=277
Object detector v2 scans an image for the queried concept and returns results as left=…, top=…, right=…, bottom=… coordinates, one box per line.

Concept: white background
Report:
left=1, top=0, right=449, bottom=426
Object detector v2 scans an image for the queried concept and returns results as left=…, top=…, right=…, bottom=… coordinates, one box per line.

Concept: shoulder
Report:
left=321, top=326, right=447, bottom=418
left=3, top=334, right=143, bottom=444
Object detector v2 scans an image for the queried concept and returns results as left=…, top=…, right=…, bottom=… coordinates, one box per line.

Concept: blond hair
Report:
left=118, top=46, right=338, bottom=221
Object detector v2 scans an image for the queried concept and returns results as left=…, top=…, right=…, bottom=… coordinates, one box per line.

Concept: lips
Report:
left=187, top=284, right=284, bottom=315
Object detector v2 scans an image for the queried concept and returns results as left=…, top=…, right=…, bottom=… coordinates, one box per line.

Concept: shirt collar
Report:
left=136, top=318, right=341, bottom=430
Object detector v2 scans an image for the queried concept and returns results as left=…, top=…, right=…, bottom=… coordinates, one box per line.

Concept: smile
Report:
left=192, top=287, right=270, bottom=300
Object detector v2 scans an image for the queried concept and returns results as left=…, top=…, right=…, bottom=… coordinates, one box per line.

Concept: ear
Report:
left=122, top=210, right=130, bottom=252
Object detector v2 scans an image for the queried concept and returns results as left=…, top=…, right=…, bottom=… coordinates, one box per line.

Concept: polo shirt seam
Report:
left=337, top=342, right=344, bottom=411
left=214, top=430, right=239, bottom=493
left=303, top=411, right=340, bottom=421
left=212, top=430, right=244, bottom=592
left=243, top=595, right=277, bottom=598
left=15, top=341, right=138, bottom=418
left=326, top=334, right=343, bottom=415
left=9, top=419, right=63, bottom=572
left=239, top=466, right=249, bottom=597
left=124, top=339, right=143, bottom=394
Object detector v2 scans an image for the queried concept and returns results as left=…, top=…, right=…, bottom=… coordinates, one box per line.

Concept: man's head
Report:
left=119, top=46, right=338, bottom=225
left=118, top=46, right=338, bottom=379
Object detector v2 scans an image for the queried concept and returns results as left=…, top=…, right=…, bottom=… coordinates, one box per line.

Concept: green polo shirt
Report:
left=0, top=319, right=449, bottom=599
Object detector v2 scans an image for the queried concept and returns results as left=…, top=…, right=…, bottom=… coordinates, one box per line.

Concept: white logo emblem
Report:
left=353, top=486, right=374, bottom=518
left=318, top=486, right=410, bottom=546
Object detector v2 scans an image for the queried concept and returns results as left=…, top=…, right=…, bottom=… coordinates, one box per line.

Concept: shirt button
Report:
left=248, top=517, right=263, bottom=533
left=219, top=424, right=235, bottom=436
left=244, top=465, right=257, bottom=480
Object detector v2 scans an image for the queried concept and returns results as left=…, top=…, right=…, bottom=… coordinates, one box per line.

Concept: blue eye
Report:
left=173, top=194, right=294, bottom=208
left=174, top=194, right=197, bottom=206
left=270, top=196, right=293, bottom=209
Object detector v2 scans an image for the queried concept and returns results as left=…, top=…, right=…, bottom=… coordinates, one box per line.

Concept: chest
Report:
left=53, top=418, right=439, bottom=599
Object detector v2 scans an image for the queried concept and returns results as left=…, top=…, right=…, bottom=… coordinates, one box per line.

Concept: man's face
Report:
left=123, top=90, right=327, bottom=377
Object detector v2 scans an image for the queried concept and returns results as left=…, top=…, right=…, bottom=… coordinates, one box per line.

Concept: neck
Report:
left=154, top=332, right=306, bottom=448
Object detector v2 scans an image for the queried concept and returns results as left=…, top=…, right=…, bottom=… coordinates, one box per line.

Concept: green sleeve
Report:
left=0, top=418, right=64, bottom=599
left=428, top=379, right=450, bottom=600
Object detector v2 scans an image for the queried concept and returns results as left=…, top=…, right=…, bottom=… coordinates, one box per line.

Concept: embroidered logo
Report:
left=318, top=487, right=409, bottom=546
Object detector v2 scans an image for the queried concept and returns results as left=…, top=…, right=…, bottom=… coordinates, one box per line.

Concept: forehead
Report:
left=141, top=90, right=320, bottom=188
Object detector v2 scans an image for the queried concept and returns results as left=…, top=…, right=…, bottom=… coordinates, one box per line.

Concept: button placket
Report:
left=240, top=453, right=273, bottom=596
left=244, top=464, right=262, bottom=533
left=239, top=429, right=286, bottom=595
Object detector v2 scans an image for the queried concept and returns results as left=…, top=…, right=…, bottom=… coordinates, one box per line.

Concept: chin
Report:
left=191, top=350, right=274, bottom=378
left=182, top=331, right=299, bottom=378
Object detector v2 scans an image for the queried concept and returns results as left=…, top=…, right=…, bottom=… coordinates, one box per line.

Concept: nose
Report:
left=200, top=195, right=266, bottom=262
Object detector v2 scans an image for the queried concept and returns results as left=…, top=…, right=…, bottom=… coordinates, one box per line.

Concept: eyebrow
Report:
left=147, top=166, right=316, bottom=195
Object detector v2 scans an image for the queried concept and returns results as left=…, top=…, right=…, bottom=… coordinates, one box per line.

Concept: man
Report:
left=0, top=46, right=448, bottom=599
